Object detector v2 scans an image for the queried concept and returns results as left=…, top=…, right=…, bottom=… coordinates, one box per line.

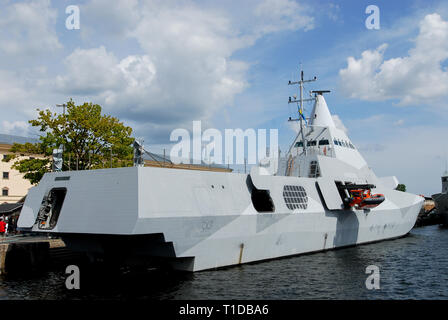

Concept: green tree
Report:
left=396, top=184, right=406, bottom=192
left=3, top=100, right=134, bottom=184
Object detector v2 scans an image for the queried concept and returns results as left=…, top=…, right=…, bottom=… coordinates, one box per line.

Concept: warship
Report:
left=17, top=71, right=423, bottom=271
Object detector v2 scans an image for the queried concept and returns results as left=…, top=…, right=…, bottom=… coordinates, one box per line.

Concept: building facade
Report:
left=0, top=134, right=39, bottom=203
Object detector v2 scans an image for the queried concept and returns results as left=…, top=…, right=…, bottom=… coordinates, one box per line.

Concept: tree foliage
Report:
left=3, top=100, right=134, bottom=184
left=396, top=184, right=406, bottom=192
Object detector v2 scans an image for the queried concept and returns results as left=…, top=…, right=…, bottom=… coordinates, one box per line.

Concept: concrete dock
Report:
left=0, top=235, right=69, bottom=275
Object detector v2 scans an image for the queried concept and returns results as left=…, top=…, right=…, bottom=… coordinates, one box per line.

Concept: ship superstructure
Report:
left=17, top=70, right=423, bottom=271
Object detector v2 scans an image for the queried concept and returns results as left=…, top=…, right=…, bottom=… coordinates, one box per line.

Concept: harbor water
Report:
left=1, top=224, right=448, bottom=300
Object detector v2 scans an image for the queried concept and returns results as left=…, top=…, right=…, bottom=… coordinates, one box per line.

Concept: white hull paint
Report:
left=18, top=167, right=422, bottom=271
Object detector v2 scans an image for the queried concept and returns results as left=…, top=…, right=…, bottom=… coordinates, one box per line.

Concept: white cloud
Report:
left=254, top=0, right=314, bottom=34
left=0, top=0, right=61, bottom=57
left=81, top=0, right=140, bottom=38
left=0, top=0, right=315, bottom=141
left=50, top=0, right=314, bottom=141
left=332, top=114, right=348, bottom=133
left=1, top=120, right=30, bottom=136
left=339, top=13, right=448, bottom=106
left=56, top=46, right=124, bottom=95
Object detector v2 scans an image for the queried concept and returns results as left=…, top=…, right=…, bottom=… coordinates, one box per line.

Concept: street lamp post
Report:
left=56, top=104, right=67, bottom=170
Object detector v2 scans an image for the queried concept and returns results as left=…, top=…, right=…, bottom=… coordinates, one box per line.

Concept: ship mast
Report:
left=288, top=67, right=316, bottom=155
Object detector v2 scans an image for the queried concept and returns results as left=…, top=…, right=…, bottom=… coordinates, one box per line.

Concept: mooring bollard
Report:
left=0, top=243, right=9, bottom=275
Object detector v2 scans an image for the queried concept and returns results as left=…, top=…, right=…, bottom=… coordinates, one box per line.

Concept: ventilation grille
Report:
left=283, top=185, right=308, bottom=210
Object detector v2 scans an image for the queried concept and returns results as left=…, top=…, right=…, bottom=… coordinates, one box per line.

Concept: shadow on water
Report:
left=66, top=263, right=195, bottom=300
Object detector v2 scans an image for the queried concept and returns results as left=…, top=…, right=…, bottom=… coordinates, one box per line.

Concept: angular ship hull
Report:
left=18, top=165, right=422, bottom=271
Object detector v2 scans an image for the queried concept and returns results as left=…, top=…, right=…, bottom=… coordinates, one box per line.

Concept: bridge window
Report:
left=319, top=139, right=329, bottom=146
left=294, top=141, right=303, bottom=148
left=283, top=185, right=308, bottom=210
left=307, top=140, right=317, bottom=146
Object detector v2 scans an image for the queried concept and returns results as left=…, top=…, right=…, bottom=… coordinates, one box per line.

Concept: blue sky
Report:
left=1, top=0, right=448, bottom=195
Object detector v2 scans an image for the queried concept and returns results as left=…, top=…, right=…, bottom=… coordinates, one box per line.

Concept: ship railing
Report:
left=297, top=146, right=335, bottom=158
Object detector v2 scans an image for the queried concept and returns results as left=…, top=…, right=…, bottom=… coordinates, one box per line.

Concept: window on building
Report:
left=2, top=188, right=8, bottom=196
left=3, top=172, right=9, bottom=179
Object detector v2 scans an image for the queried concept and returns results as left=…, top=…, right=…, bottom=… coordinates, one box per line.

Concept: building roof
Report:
left=143, top=151, right=229, bottom=169
left=0, top=133, right=39, bottom=145
left=0, top=202, right=23, bottom=215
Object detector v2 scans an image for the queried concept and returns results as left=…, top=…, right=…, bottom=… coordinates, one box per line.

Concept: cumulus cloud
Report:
left=81, top=0, right=140, bottom=38
left=339, top=13, right=448, bottom=105
left=1, top=120, right=30, bottom=136
left=56, top=46, right=125, bottom=95
left=50, top=0, right=314, bottom=141
left=0, top=0, right=314, bottom=142
left=254, top=0, right=314, bottom=34
left=0, top=0, right=61, bottom=57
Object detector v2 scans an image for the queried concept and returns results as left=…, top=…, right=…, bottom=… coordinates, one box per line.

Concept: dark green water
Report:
left=1, top=225, right=448, bottom=300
